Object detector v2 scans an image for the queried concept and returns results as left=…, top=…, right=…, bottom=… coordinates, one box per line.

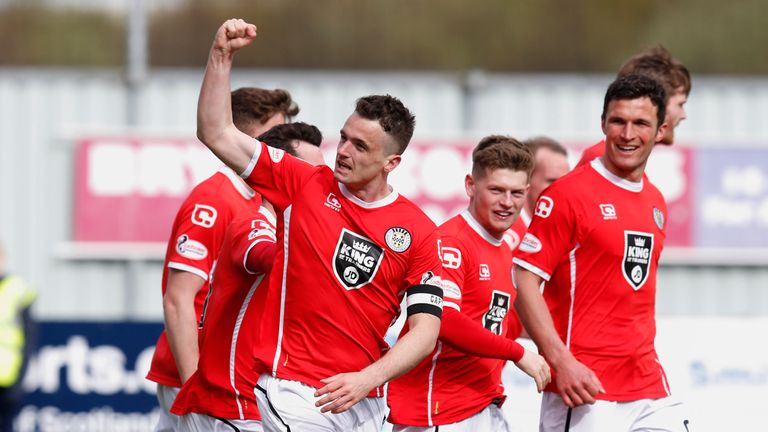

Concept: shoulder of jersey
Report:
left=390, top=194, right=438, bottom=228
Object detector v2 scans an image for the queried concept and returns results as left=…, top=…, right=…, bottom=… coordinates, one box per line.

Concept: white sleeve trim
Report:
left=167, top=262, right=209, bottom=281
left=444, top=301, right=461, bottom=312
left=239, top=140, right=263, bottom=179
left=512, top=258, right=551, bottom=281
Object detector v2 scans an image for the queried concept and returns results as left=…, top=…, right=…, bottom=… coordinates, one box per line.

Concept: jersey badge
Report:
left=268, top=147, right=285, bottom=163
left=479, top=263, right=491, bottom=280
left=325, top=193, right=342, bottom=212
left=176, top=234, right=208, bottom=260
left=518, top=233, right=542, bottom=253
left=622, top=231, right=654, bottom=290
left=600, top=204, right=617, bottom=220
left=534, top=196, right=554, bottom=218
left=440, top=246, right=462, bottom=269
left=333, top=228, right=384, bottom=290
left=484, top=290, right=511, bottom=335
left=503, top=230, right=521, bottom=250
left=385, top=227, right=412, bottom=253
left=191, top=204, right=217, bottom=228
left=653, top=207, right=665, bottom=230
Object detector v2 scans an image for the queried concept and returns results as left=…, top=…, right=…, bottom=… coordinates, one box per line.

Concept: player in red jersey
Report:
left=514, top=75, right=690, bottom=431
left=196, top=19, right=443, bottom=432
left=170, top=123, right=325, bottom=432
left=576, top=46, right=691, bottom=167
left=388, top=136, right=550, bottom=431
left=146, top=87, right=300, bottom=432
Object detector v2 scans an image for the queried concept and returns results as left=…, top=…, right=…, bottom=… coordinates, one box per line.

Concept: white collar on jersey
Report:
left=520, top=207, right=532, bottom=227
left=220, top=166, right=257, bottom=200
left=460, top=209, right=503, bottom=247
left=258, top=206, right=277, bottom=227
left=338, top=182, right=399, bottom=209
left=589, top=158, right=643, bottom=193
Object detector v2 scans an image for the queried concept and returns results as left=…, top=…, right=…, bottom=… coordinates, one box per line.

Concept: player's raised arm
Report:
left=197, top=19, right=260, bottom=174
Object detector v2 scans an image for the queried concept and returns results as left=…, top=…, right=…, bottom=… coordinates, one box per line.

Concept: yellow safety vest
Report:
left=0, top=275, right=36, bottom=387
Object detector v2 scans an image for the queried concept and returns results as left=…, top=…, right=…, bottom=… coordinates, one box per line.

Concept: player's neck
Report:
left=343, top=178, right=393, bottom=203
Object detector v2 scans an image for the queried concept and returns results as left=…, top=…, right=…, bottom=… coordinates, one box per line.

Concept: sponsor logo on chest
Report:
left=622, top=230, right=654, bottom=290
left=479, top=263, right=491, bottom=280
left=325, top=193, right=342, bottom=212
left=333, top=228, right=385, bottom=290
left=484, top=290, right=511, bottom=335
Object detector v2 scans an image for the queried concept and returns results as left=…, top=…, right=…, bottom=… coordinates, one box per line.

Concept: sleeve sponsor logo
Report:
left=503, top=230, right=521, bottom=250
left=191, top=204, right=217, bottom=228
left=440, top=246, right=462, bottom=269
left=385, top=227, right=412, bottom=253
left=653, top=207, right=665, bottom=230
left=483, top=290, right=511, bottom=335
left=534, top=196, right=554, bottom=218
left=441, top=278, right=462, bottom=301
left=268, top=147, right=285, bottom=163
left=518, top=233, right=542, bottom=253
left=176, top=234, right=208, bottom=260
left=600, top=203, right=617, bottom=220
left=622, top=231, right=654, bottom=290
left=333, top=228, right=384, bottom=290
left=248, top=219, right=277, bottom=240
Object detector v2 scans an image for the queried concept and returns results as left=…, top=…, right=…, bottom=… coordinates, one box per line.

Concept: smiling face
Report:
left=333, top=112, right=400, bottom=195
left=466, top=168, right=529, bottom=239
left=601, top=97, right=667, bottom=182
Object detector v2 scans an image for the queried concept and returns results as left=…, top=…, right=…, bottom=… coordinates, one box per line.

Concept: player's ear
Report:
left=654, top=121, right=668, bottom=143
left=465, top=174, right=475, bottom=198
left=383, top=153, right=401, bottom=174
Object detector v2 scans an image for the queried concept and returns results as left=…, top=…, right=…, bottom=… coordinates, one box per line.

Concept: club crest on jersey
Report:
left=333, top=228, right=384, bottom=290
left=622, top=231, right=654, bottom=291
left=176, top=234, right=208, bottom=260
left=483, top=290, right=511, bottom=335
left=385, top=227, right=412, bottom=253
left=653, top=207, right=665, bottom=230
left=534, top=196, right=554, bottom=218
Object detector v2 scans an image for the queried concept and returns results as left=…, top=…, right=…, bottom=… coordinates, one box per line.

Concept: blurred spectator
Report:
left=0, top=242, right=37, bottom=432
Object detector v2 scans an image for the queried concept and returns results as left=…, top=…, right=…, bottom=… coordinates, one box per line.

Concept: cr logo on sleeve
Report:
left=534, top=196, right=554, bottom=218
left=191, top=204, right=218, bottom=228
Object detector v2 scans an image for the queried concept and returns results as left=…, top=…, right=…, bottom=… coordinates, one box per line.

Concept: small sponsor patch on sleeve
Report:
left=518, top=233, right=542, bottom=253
left=268, top=147, right=285, bottom=163
left=406, top=283, right=443, bottom=318
left=176, top=234, right=208, bottom=260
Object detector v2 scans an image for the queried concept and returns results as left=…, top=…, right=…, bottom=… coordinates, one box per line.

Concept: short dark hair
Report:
left=602, top=74, right=666, bottom=128
left=231, top=87, right=299, bottom=133
left=257, top=122, right=322, bottom=157
left=354, top=95, right=415, bottom=155
left=472, top=135, right=534, bottom=180
left=618, top=46, right=691, bottom=97
left=524, top=136, right=567, bottom=158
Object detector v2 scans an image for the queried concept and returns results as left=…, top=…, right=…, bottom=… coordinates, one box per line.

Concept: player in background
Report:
left=171, top=122, right=325, bottom=432
left=577, top=46, right=691, bottom=166
left=503, top=136, right=569, bottom=251
left=388, top=136, right=550, bottom=431
left=146, top=87, right=299, bottom=432
left=514, top=75, right=690, bottom=431
left=196, top=19, right=443, bottom=432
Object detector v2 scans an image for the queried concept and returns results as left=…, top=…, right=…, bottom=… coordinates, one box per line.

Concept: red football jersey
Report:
left=503, top=217, right=528, bottom=252
left=513, top=159, right=670, bottom=401
left=171, top=209, right=276, bottom=420
left=576, top=140, right=605, bottom=168
left=242, top=142, right=444, bottom=395
left=388, top=210, right=516, bottom=426
left=147, top=168, right=262, bottom=388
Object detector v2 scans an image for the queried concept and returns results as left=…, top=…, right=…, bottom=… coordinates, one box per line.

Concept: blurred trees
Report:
left=0, top=0, right=766, bottom=74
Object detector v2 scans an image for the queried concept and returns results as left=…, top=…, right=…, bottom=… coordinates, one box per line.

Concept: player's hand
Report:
left=212, top=18, right=257, bottom=56
left=514, top=348, right=551, bottom=393
left=552, top=354, right=605, bottom=407
left=314, top=371, right=377, bottom=414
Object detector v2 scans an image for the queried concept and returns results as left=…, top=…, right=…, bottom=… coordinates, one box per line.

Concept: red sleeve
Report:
left=439, top=307, right=524, bottom=362
left=402, top=225, right=445, bottom=318
left=513, top=184, right=577, bottom=281
left=240, top=141, right=320, bottom=211
left=228, top=210, right=277, bottom=275
left=437, top=235, right=466, bottom=312
left=166, top=194, right=230, bottom=281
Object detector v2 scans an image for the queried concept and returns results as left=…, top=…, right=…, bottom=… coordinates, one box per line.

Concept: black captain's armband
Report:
left=406, top=282, right=444, bottom=319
